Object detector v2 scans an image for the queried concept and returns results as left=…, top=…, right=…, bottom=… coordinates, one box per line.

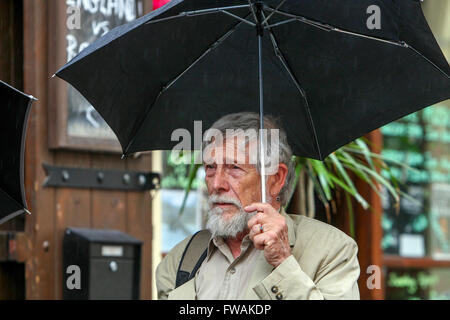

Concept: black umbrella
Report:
left=0, top=80, right=36, bottom=225
left=55, top=0, right=450, bottom=201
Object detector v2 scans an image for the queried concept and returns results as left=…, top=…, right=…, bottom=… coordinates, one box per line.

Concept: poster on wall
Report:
left=49, top=0, right=146, bottom=152
left=66, top=1, right=145, bottom=142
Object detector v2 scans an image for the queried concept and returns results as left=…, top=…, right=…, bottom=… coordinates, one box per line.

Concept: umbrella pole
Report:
left=256, top=3, right=267, bottom=203
left=258, top=33, right=267, bottom=203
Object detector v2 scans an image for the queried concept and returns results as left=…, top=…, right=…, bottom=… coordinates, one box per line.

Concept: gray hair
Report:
left=203, top=112, right=295, bottom=206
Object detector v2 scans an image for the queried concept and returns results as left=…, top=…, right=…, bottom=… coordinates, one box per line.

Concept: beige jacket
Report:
left=156, top=210, right=360, bottom=300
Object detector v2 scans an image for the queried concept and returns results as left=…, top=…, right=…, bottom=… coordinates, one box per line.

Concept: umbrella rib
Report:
left=263, top=6, right=450, bottom=79
left=262, top=0, right=288, bottom=25
left=124, top=14, right=251, bottom=155
left=261, top=12, right=323, bottom=160
left=220, top=10, right=256, bottom=27
left=145, top=4, right=251, bottom=25
left=248, top=0, right=258, bottom=23
left=164, top=15, right=251, bottom=92
left=407, top=45, right=450, bottom=80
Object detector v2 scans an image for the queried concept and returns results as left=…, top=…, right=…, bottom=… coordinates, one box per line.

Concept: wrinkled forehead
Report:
left=203, top=132, right=258, bottom=165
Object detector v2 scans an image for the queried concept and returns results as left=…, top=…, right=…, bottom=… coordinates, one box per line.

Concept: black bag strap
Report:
left=175, top=229, right=211, bottom=288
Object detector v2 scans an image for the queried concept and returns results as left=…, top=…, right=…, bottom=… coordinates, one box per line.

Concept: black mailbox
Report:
left=63, top=228, right=142, bottom=300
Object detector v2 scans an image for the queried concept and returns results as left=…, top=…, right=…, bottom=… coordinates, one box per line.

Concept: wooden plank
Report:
left=0, top=0, right=23, bottom=89
left=53, top=151, right=92, bottom=299
left=18, top=0, right=156, bottom=300
left=383, top=255, right=450, bottom=269
left=0, top=0, right=25, bottom=233
left=91, top=155, right=127, bottom=230
left=354, top=129, right=384, bottom=300
left=23, top=0, right=56, bottom=300
left=126, top=154, right=153, bottom=300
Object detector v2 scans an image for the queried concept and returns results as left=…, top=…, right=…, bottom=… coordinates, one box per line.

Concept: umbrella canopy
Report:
left=0, top=80, right=36, bottom=225
left=55, top=0, right=450, bottom=158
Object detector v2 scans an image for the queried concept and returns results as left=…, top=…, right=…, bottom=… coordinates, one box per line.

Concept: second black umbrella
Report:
left=0, top=80, right=36, bottom=225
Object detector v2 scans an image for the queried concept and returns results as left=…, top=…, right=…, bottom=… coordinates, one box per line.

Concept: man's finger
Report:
left=248, top=223, right=261, bottom=242
left=244, top=202, right=278, bottom=217
left=244, top=202, right=269, bottom=213
left=247, top=211, right=267, bottom=229
left=252, top=231, right=278, bottom=250
left=251, top=232, right=269, bottom=250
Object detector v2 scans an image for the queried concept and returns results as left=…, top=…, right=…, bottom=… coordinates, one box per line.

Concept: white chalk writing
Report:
left=66, top=0, right=139, bottom=22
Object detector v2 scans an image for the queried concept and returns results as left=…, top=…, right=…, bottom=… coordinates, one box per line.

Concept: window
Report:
left=380, top=0, right=450, bottom=299
left=159, top=151, right=206, bottom=254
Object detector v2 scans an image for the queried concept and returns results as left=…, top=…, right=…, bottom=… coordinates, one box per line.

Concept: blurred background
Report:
left=0, top=0, right=449, bottom=300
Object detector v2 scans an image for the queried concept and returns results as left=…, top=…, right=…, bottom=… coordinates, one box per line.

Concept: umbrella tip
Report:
left=121, top=154, right=127, bottom=160
left=24, top=208, right=32, bottom=215
left=51, top=73, right=56, bottom=79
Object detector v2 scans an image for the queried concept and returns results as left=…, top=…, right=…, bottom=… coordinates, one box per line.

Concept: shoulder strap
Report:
left=175, top=229, right=211, bottom=289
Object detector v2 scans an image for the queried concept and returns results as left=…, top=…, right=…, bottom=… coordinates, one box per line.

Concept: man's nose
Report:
left=211, top=167, right=229, bottom=193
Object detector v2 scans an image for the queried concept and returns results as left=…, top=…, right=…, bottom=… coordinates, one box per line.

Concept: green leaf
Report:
left=355, top=139, right=376, bottom=170
left=344, top=191, right=355, bottom=239
left=309, top=160, right=333, bottom=201
left=305, top=161, right=329, bottom=206
left=328, top=153, right=356, bottom=190
left=336, top=150, right=373, bottom=184
left=342, top=146, right=420, bottom=173
left=327, top=172, right=369, bottom=209
left=340, top=156, right=399, bottom=203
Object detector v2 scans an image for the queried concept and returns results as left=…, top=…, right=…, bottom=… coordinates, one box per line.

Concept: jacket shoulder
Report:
left=286, top=214, right=359, bottom=280
left=288, top=213, right=356, bottom=247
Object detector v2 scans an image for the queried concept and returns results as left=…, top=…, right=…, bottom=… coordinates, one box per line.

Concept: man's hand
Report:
left=245, top=203, right=291, bottom=268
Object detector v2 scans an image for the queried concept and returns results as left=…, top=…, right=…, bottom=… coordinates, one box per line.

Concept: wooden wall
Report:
left=0, top=0, right=155, bottom=300
left=0, top=0, right=25, bottom=300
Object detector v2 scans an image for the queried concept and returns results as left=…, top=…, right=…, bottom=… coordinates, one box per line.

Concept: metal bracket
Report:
left=43, top=163, right=161, bottom=191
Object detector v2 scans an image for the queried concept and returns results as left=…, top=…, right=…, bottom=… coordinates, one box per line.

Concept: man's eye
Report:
left=206, top=164, right=215, bottom=170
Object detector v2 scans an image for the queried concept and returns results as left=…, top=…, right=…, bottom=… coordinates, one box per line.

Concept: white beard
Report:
left=206, top=195, right=257, bottom=239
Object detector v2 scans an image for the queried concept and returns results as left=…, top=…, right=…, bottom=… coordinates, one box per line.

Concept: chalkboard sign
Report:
left=380, top=103, right=450, bottom=259
left=49, top=0, right=150, bottom=152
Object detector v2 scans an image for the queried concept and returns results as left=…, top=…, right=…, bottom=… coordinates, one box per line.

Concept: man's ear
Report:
left=268, top=163, right=288, bottom=198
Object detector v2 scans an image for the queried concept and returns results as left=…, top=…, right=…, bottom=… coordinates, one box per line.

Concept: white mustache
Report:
left=208, top=195, right=243, bottom=209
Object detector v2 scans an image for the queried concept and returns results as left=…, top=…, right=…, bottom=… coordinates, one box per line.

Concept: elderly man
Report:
left=156, top=112, right=360, bottom=300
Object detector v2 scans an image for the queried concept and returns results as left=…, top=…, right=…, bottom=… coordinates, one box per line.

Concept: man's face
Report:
left=204, top=136, right=261, bottom=222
